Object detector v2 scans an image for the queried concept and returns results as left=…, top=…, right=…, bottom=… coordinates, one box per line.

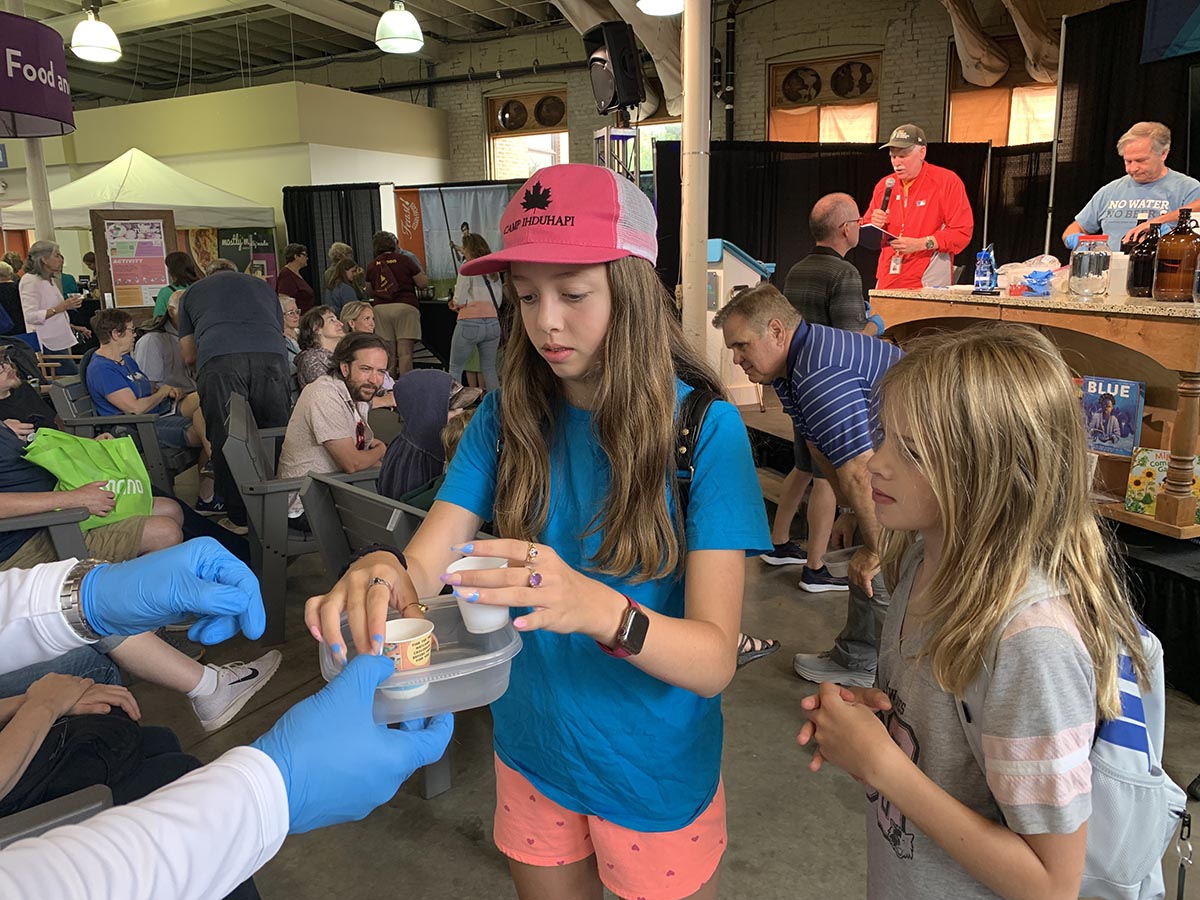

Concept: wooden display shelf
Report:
left=1098, top=502, right=1200, bottom=540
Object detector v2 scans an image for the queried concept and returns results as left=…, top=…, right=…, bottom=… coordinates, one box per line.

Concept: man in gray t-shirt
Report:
left=178, top=262, right=291, bottom=526
left=1064, top=121, right=1200, bottom=252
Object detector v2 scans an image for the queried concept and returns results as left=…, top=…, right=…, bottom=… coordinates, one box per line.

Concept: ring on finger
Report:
left=369, top=576, right=393, bottom=593
left=527, top=569, right=543, bottom=588
left=525, top=542, right=539, bottom=563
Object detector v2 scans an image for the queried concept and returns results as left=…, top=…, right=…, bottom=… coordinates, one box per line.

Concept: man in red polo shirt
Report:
left=867, top=124, right=974, bottom=289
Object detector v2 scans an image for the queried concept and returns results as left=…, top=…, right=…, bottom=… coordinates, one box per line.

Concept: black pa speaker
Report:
left=582, top=22, right=646, bottom=115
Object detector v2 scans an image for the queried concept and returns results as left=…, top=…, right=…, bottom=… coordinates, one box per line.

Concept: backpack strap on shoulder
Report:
left=954, top=572, right=1064, bottom=787
left=675, top=389, right=719, bottom=519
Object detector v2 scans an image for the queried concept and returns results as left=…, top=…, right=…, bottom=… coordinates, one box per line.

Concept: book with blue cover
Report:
left=1080, top=376, right=1145, bottom=457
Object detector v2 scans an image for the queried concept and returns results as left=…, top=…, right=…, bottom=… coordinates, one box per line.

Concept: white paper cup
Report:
left=447, top=556, right=512, bottom=634
left=379, top=617, right=434, bottom=697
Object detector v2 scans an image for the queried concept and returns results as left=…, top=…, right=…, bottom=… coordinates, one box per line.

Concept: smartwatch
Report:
left=598, top=596, right=649, bottom=658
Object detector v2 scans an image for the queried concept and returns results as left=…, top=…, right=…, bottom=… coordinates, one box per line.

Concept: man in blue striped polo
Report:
left=714, top=283, right=903, bottom=687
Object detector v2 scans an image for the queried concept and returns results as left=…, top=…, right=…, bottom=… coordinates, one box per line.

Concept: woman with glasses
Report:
left=19, top=242, right=89, bottom=376
left=293, top=306, right=344, bottom=391
left=278, top=294, right=302, bottom=404
left=276, top=243, right=314, bottom=314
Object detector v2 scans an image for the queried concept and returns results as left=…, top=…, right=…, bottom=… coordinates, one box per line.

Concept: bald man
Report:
left=783, top=193, right=881, bottom=336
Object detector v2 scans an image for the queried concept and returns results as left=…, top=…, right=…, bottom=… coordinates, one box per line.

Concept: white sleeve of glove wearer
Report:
left=0, top=747, right=289, bottom=900
left=0, top=559, right=89, bottom=674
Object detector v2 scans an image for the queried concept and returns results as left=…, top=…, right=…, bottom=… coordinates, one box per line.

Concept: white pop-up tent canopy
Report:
left=1, top=148, right=274, bottom=229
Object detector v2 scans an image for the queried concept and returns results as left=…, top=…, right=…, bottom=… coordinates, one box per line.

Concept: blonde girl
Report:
left=307, top=164, right=770, bottom=900
left=799, top=323, right=1149, bottom=900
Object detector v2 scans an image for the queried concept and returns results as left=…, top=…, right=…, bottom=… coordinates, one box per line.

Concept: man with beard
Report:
left=277, top=332, right=389, bottom=530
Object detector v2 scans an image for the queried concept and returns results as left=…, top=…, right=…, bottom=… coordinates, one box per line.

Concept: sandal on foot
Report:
left=737, top=633, right=780, bottom=668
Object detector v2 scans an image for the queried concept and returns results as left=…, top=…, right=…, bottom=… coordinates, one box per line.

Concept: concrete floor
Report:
left=128, top=524, right=1200, bottom=900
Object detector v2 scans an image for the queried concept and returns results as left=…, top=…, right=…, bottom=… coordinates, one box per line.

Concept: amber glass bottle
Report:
left=1127, top=223, right=1161, bottom=298
left=1152, top=209, right=1200, bottom=301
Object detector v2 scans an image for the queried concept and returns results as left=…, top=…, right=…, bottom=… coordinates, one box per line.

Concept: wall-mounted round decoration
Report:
left=831, top=61, right=875, bottom=99
left=781, top=66, right=821, bottom=103
left=498, top=99, right=528, bottom=131
left=534, top=95, right=565, bottom=127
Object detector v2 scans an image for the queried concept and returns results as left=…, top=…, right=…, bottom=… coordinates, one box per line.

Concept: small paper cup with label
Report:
left=380, top=618, right=435, bottom=697
left=447, top=556, right=511, bottom=634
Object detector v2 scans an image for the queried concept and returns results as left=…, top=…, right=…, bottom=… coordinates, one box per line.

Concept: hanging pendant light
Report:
left=375, top=1, right=424, bottom=54
left=635, top=0, right=684, bottom=15
left=70, top=7, right=122, bottom=63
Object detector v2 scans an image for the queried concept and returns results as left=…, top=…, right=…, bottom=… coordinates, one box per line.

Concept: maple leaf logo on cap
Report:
left=521, top=181, right=552, bottom=211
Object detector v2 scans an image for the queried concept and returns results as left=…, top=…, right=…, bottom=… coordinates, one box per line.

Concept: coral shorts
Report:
left=492, top=755, right=727, bottom=900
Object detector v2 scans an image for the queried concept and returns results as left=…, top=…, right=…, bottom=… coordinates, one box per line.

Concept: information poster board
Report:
left=178, top=228, right=217, bottom=273
left=89, top=209, right=178, bottom=309
left=216, top=228, right=278, bottom=287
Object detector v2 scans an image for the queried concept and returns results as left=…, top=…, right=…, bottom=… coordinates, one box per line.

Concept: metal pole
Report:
left=5, top=0, right=56, bottom=243
left=1044, top=16, right=1067, bottom=256
left=982, top=140, right=991, bottom=250
left=679, top=0, right=712, bottom=356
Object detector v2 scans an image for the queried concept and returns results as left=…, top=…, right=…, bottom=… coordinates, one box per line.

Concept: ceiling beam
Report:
left=438, top=0, right=517, bottom=29
left=264, top=0, right=444, bottom=61
left=120, top=9, right=285, bottom=48
left=64, top=69, right=146, bottom=102
left=42, top=0, right=265, bottom=40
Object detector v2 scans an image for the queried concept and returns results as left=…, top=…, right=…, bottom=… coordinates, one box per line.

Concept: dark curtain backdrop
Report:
left=654, top=141, right=988, bottom=295
left=1055, top=0, right=1200, bottom=246
left=988, top=142, right=1053, bottom=263
left=282, top=184, right=382, bottom=304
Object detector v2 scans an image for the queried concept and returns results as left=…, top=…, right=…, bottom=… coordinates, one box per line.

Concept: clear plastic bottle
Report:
left=1069, top=236, right=1110, bottom=297
left=974, top=252, right=993, bottom=290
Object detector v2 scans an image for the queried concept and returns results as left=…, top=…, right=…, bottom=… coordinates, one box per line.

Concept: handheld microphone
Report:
left=881, top=177, right=895, bottom=213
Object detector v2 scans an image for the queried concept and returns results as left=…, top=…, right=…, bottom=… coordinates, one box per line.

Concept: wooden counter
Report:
left=870, top=287, right=1200, bottom=539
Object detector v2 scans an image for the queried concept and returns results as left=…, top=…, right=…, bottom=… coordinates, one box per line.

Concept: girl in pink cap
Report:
left=307, top=164, right=771, bottom=900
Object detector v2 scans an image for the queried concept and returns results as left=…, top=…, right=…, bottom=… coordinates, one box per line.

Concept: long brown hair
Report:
left=493, top=256, right=723, bottom=582
left=877, top=324, right=1147, bottom=719
left=324, top=257, right=358, bottom=291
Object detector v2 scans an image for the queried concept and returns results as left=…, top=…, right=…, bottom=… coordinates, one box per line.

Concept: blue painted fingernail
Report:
left=371, top=634, right=383, bottom=655
left=452, top=542, right=474, bottom=554
left=453, top=588, right=479, bottom=603
left=439, top=573, right=461, bottom=585
left=330, top=643, right=343, bottom=660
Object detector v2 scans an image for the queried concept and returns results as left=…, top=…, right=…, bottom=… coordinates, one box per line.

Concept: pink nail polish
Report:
left=309, top=625, right=323, bottom=643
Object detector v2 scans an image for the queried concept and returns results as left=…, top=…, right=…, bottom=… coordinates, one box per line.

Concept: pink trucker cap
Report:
left=459, top=164, right=658, bottom=276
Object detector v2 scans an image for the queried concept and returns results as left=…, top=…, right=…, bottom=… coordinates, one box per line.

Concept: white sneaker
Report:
left=792, top=652, right=875, bottom=688
left=191, top=650, right=282, bottom=733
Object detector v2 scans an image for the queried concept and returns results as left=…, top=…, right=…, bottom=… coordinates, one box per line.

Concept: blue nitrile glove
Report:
left=1064, top=232, right=1082, bottom=251
left=80, top=537, right=266, bottom=644
left=251, top=654, right=453, bottom=833
left=866, top=313, right=886, bottom=335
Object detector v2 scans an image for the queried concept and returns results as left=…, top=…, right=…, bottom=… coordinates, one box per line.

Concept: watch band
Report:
left=59, top=559, right=107, bottom=642
left=597, top=596, right=643, bottom=659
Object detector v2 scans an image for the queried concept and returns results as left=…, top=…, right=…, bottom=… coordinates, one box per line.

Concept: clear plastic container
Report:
left=1069, top=235, right=1110, bottom=297
left=319, top=600, right=523, bottom=724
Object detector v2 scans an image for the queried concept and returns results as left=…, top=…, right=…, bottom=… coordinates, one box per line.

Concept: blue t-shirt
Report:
left=773, top=321, right=903, bottom=468
left=437, top=384, right=771, bottom=831
left=86, top=353, right=169, bottom=418
left=1076, top=170, right=1200, bottom=251
left=0, top=426, right=58, bottom=562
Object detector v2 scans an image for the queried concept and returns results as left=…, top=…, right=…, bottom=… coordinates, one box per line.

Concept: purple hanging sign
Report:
left=0, top=11, right=75, bottom=139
